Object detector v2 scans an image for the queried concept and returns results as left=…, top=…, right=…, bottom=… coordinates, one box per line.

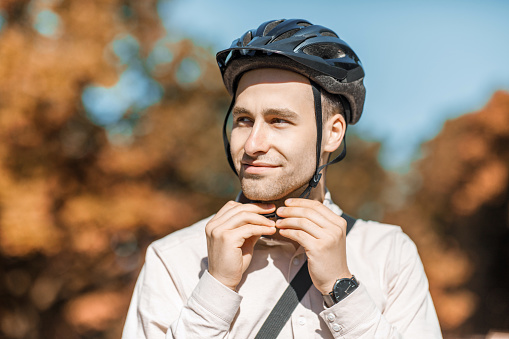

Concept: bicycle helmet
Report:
left=217, top=19, right=366, bottom=200
left=217, top=18, right=365, bottom=124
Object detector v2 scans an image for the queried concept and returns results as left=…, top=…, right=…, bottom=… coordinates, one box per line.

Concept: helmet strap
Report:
left=299, top=81, right=323, bottom=199
left=222, top=95, right=238, bottom=176
left=299, top=81, right=348, bottom=199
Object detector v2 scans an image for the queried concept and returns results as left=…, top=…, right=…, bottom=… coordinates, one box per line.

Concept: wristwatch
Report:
left=323, top=275, right=359, bottom=308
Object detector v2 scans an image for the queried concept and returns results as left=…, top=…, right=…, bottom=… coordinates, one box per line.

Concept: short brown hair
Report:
left=322, top=90, right=345, bottom=122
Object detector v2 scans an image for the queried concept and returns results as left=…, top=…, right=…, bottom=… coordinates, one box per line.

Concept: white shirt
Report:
left=122, top=192, right=442, bottom=338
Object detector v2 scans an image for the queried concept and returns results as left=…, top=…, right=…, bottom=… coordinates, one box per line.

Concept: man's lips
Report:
left=242, top=162, right=280, bottom=174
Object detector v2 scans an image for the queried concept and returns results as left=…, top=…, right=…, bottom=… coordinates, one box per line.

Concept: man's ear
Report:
left=323, top=113, right=346, bottom=153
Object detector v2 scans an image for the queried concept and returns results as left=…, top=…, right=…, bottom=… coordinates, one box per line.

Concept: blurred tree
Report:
left=385, top=91, right=509, bottom=336
left=0, top=0, right=225, bottom=337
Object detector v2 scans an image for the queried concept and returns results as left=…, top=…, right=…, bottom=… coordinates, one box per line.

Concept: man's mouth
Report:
left=242, top=161, right=280, bottom=174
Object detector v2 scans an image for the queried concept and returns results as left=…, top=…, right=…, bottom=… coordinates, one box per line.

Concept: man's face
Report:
left=231, top=68, right=317, bottom=202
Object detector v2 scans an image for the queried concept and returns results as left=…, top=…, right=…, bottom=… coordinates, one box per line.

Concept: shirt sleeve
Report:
left=319, top=232, right=442, bottom=338
left=122, top=245, right=242, bottom=339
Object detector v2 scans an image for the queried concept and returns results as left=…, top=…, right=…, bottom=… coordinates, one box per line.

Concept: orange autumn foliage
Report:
left=385, top=91, right=509, bottom=335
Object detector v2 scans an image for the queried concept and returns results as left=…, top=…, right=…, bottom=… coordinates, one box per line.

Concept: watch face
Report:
left=332, top=281, right=347, bottom=300
left=333, top=277, right=359, bottom=302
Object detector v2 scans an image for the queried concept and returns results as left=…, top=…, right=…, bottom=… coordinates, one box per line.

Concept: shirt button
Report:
left=298, top=316, right=306, bottom=326
left=292, top=257, right=300, bottom=266
left=332, top=323, right=341, bottom=332
left=326, top=313, right=336, bottom=322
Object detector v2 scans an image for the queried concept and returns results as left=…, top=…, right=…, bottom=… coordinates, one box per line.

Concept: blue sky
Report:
left=158, top=0, right=509, bottom=171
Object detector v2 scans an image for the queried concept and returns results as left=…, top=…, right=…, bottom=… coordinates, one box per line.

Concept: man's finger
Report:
left=213, top=202, right=276, bottom=227
left=276, top=217, right=321, bottom=238
left=278, top=228, right=314, bottom=248
left=280, top=199, right=347, bottom=230
left=276, top=206, right=332, bottom=229
left=214, top=210, right=276, bottom=232
left=229, top=224, right=277, bottom=245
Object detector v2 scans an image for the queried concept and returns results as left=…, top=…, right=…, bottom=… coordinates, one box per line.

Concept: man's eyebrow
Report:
left=262, top=108, right=299, bottom=120
left=231, top=106, right=300, bottom=120
left=232, top=106, right=251, bottom=117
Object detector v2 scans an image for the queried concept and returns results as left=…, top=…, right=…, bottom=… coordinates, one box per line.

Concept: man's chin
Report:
left=242, top=191, right=285, bottom=203
left=240, top=178, right=281, bottom=202
left=240, top=178, right=306, bottom=202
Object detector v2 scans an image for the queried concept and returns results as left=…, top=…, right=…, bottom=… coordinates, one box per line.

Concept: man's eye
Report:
left=235, top=117, right=252, bottom=124
left=272, top=118, right=288, bottom=124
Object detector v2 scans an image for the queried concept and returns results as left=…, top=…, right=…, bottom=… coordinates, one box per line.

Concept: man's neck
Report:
left=238, top=184, right=326, bottom=207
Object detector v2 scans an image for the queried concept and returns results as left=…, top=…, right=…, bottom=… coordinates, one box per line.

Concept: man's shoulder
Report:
left=150, top=214, right=214, bottom=254
left=348, top=218, right=422, bottom=277
left=350, top=218, right=415, bottom=250
left=351, top=218, right=402, bottom=235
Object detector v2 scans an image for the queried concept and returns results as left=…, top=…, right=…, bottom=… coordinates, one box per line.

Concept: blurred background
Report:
left=0, top=0, right=508, bottom=338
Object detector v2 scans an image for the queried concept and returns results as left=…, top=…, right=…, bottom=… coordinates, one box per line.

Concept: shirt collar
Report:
left=322, top=189, right=343, bottom=216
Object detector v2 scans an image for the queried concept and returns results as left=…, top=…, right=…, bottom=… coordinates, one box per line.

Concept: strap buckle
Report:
left=309, top=173, right=322, bottom=188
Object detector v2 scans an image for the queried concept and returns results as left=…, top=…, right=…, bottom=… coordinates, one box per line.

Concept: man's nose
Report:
left=244, top=121, right=270, bottom=156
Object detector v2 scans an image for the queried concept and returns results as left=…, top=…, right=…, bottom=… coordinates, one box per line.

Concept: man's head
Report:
left=217, top=19, right=365, bottom=201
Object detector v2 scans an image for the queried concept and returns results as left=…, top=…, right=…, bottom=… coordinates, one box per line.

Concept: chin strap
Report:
left=222, top=96, right=238, bottom=176
left=222, top=82, right=350, bottom=199
left=299, top=81, right=348, bottom=199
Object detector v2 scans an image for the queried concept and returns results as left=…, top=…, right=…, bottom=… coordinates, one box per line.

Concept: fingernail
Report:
left=285, top=199, right=293, bottom=204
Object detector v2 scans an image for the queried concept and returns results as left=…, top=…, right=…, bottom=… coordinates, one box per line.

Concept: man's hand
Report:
left=206, top=201, right=277, bottom=291
left=276, top=198, right=351, bottom=295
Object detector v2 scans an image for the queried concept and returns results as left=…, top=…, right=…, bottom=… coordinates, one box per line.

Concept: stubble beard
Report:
left=239, top=168, right=314, bottom=203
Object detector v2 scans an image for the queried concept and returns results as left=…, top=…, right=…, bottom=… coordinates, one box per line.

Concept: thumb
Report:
left=242, top=235, right=260, bottom=257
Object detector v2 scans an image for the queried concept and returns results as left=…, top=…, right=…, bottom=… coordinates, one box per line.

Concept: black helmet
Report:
left=216, top=18, right=365, bottom=124
left=217, top=19, right=366, bottom=202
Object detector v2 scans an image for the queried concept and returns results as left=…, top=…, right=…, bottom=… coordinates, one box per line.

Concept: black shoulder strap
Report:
left=254, top=213, right=357, bottom=339
left=342, top=213, right=356, bottom=235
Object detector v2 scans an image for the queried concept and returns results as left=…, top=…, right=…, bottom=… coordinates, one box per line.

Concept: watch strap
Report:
left=323, top=292, right=335, bottom=308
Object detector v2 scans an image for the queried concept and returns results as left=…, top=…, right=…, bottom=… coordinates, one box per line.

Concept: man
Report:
left=123, top=19, right=442, bottom=338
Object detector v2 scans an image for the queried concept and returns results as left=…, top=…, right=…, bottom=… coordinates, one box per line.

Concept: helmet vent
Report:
left=297, top=21, right=311, bottom=27
left=302, top=43, right=346, bottom=59
left=273, top=28, right=300, bottom=42
left=263, top=20, right=284, bottom=36
left=321, top=31, right=338, bottom=38
left=242, top=31, right=253, bottom=46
